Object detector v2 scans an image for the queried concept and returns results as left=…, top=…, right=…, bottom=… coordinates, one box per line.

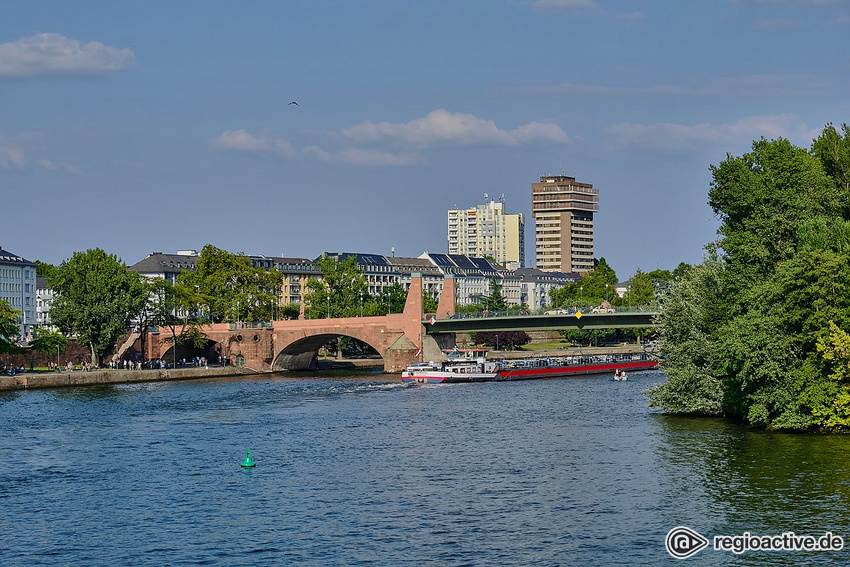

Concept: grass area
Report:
left=524, top=341, right=576, bottom=351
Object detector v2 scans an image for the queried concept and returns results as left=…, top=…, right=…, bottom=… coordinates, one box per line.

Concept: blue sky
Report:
left=2, top=0, right=848, bottom=279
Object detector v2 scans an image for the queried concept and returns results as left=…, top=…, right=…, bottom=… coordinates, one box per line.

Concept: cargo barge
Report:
left=401, top=349, right=658, bottom=384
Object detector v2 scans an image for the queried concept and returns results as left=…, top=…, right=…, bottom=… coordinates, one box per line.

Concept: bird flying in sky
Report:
left=288, top=101, right=298, bottom=106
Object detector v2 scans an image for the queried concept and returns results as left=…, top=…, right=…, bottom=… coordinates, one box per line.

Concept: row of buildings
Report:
left=127, top=249, right=578, bottom=312
left=0, top=244, right=578, bottom=341
left=1, top=172, right=600, bottom=340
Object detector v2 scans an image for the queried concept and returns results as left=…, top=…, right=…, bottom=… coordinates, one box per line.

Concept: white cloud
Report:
left=0, top=142, right=26, bottom=170
left=210, top=129, right=296, bottom=159
left=304, top=145, right=423, bottom=166
left=216, top=110, right=567, bottom=167
left=35, top=159, right=81, bottom=174
left=341, top=109, right=568, bottom=148
left=604, top=114, right=819, bottom=153
left=0, top=33, right=134, bottom=78
left=0, top=131, right=81, bottom=173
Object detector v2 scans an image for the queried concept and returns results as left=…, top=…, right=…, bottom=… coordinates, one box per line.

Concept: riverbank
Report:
left=0, top=346, right=653, bottom=391
left=0, top=365, right=257, bottom=392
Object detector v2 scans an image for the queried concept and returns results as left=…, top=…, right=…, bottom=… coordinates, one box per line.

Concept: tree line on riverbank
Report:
left=648, top=123, right=850, bottom=431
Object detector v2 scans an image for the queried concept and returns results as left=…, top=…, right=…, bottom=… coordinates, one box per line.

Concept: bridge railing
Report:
left=432, top=305, right=658, bottom=321
left=228, top=322, right=274, bottom=330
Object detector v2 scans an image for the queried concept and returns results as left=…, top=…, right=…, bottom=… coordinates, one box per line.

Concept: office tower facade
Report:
left=447, top=196, right=525, bottom=270
left=532, top=174, right=598, bottom=273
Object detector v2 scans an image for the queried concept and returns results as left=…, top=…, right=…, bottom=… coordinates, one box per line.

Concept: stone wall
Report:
left=0, top=366, right=255, bottom=391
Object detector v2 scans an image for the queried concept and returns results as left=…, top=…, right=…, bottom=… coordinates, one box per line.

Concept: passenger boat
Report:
left=400, top=350, right=500, bottom=384
left=401, top=349, right=658, bottom=384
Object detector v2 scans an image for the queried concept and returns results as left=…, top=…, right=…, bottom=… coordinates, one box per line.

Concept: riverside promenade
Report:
left=0, top=365, right=257, bottom=392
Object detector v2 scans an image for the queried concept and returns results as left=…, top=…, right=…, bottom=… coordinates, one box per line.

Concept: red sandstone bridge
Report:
left=143, top=274, right=657, bottom=373
left=146, top=274, right=450, bottom=373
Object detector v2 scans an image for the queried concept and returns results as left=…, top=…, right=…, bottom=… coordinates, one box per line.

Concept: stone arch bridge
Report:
left=146, top=274, right=455, bottom=373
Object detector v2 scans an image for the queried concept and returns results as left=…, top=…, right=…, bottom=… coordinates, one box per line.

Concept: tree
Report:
left=0, top=300, right=22, bottom=354
left=708, top=136, right=837, bottom=292
left=34, top=260, right=57, bottom=283
left=423, top=292, right=438, bottom=314
left=147, top=278, right=208, bottom=368
left=304, top=255, right=369, bottom=319
left=481, top=278, right=507, bottom=312
left=622, top=269, right=655, bottom=307
left=49, top=249, right=145, bottom=366
left=178, top=244, right=280, bottom=323
left=550, top=258, right=618, bottom=309
left=29, top=327, right=68, bottom=367
left=280, top=303, right=301, bottom=320
left=672, top=262, right=692, bottom=279
left=373, top=283, right=407, bottom=315
left=811, top=122, right=850, bottom=195
left=652, top=124, right=850, bottom=430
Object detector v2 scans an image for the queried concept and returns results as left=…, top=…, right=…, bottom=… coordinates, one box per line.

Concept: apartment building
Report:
left=447, top=196, right=525, bottom=270
left=531, top=175, right=598, bottom=273
left=0, top=245, right=37, bottom=340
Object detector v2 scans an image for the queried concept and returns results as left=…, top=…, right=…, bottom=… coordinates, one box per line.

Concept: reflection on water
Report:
left=1, top=369, right=848, bottom=565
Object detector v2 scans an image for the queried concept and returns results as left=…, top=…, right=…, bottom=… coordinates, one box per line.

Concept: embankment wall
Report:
left=0, top=366, right=255, bottom=392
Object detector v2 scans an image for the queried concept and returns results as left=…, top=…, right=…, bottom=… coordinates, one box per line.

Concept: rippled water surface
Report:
left=2, top=370, right=849, bottom=565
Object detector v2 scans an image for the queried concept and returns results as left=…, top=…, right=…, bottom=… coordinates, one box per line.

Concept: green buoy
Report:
left=241, top=448, right=256, bottom=468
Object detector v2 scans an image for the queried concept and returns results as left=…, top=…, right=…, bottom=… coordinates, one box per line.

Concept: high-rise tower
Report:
left=531, top=175, right=598, bottom=273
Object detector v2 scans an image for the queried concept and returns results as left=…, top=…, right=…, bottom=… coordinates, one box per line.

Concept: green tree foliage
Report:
left=178, top=245, right=281, bottom=323
left=0, top=300, right=22, bottom=354
left=550, top=258, right=618, bottom=309
left=652, top=124, right=850, bottom=430
left=49, top=249, right=145, bottom=365
left=280, top=303, right=301, bottom=320
left=708, top=136, right=836, bottom=293
left=146, top=278, right=208, bottom=367
left=30, top=327, right=68, bottom=361
left=672, top=262, right=692, bottom=278
left=455, top=302, right=484, bottom=314
left=481, top=278, right=507, bottom=312
left=621, top=269, right=655, bottom=306
left=373, top=283, right=407, bottom=315
left=811, top=123, right=850, bottom=194
left=304, top=255, right=369, bottom=319
left=34, top=260, right=57, bottom=283
left=647, top=256, right=725, bottom=415
left=423, top=293, right=438, bottom=314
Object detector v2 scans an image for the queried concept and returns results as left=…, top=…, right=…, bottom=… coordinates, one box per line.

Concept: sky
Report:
left=2, top=0, right=849, bottom=279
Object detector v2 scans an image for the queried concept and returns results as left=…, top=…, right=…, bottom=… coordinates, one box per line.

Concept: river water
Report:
left=1, top=369, right=848, bottom=566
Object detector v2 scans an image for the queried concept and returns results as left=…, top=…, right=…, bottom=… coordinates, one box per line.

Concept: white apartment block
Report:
left=447, top=196, right=525, bottom=270
left=0, top=246, right=37, bottom=340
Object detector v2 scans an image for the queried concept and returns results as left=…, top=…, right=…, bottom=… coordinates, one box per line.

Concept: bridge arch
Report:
left=273, top=330, right=386, bottom=371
